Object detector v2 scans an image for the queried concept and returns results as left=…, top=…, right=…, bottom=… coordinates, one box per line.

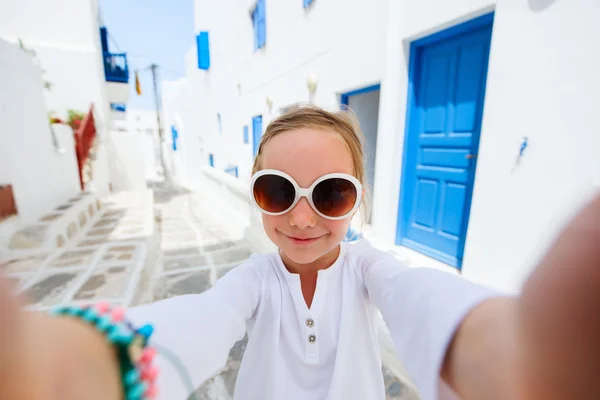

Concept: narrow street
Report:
left=1, top=182, right=418, bottom=400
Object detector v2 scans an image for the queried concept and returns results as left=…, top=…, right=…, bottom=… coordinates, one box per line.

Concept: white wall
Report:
left=0, top=39, right=81, bottom=223
left=108, top=131, right=148, bottom=191
left=0, top=0, right=110, bottom=127
left=373, top=0, right=600, bottom=293
left=163, top=0, right=390, bottom=185
left=0, top=0, right=100, bottom=50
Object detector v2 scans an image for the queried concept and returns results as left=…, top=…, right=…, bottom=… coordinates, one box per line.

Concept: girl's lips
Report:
left=283, top=233, right=324, bottom=245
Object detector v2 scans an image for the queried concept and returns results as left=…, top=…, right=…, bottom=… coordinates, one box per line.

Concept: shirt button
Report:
left=308, top=334, right=316, bottom=344
left=306, top=318, right=314, bottom=328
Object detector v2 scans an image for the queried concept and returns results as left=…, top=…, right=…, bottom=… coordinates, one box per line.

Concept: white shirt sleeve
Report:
left=126, top=259, right=263, bottom=400
left=356, top=240, right=498, bottom=400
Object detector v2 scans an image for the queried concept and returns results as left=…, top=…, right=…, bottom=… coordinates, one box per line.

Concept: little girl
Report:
left=2, top=105, right=600, bottom=400
left=128, top=106, right=498, bottom=400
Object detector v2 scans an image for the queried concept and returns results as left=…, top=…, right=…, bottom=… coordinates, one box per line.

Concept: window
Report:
left=252, top=0, right=266, bottom=50
left=243, top=125, right=249, bottom=144
left=303, top=0, right=314, bottom=8
left=217, top=113, right=222, bottom=133
left=209, top=153, right=214, bottom=167
left=196, top=31, right=210, bottom=70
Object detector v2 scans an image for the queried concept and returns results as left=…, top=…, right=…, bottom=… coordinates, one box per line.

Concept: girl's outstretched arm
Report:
left=127, top=259, right=263, bottom=399
left=357, top=240, right=501, bottom=400
left=360, top=193, right=600, bottom=400
left=0, top=257, right=263, bottom=400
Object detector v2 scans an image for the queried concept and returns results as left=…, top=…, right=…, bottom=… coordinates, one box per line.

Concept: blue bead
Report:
left=82, top=308, right=99, bottom=322
left=97, top=316, right=113, bottom=332
left=137, top=324, right=154, bottom=339
left=108, top=328, right=134, bottom=345
left=124, top=369, right=140, bottom=386
left=126, top=382, right=147, bottom=399
left=50, top=306, right=68, bottom=316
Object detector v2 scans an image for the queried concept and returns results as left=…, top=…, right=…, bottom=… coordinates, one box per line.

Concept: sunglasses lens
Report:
left=312, top=178, right=358, bottom=218
left=253, top=174, right=296, bottom=213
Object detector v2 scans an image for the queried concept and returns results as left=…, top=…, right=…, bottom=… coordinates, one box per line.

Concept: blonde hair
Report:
left=252, top=104, right=370, bottom=220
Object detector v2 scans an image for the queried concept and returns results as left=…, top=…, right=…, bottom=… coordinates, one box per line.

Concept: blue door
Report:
left=397, top=14, right=494, bottom=268
left=252, top=115, right=263, bottom=157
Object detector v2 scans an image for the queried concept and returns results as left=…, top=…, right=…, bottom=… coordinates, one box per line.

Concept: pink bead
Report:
left=141, top=365, right=159, bottom=381
left=140, top=347, right=157, bottom=363
left=95, top=302, right=110, bottom=313
left=145, top=384, right=158, bottom=399
left=111, top=307, right=125, bottom=322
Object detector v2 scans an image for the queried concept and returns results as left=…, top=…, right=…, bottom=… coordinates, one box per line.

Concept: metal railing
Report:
left=103, top=52, right=129, bottom=83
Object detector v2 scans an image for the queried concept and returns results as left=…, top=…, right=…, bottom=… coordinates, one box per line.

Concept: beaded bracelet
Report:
left=51, top=302, right=158, bottom=400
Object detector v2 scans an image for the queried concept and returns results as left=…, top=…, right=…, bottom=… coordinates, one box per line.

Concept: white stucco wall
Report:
left=108, top=131, right=148, bottom=191
left=163, top=0, right=389, bottom=185
left=0, top=0, right=110, bottom=129
left=0, top=39, right=81, bottom=223
left=373, top=0, right=600, bottom=293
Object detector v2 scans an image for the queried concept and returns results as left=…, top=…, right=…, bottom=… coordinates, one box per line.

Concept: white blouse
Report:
left=128, top=240, right=496, bottom=400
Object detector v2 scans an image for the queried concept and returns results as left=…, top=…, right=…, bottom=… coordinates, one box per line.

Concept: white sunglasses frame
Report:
left=250, top=169, right=363, bottom=221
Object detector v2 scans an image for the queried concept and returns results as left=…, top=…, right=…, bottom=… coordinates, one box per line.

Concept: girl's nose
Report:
left=288, top=197, right=317, bottom=229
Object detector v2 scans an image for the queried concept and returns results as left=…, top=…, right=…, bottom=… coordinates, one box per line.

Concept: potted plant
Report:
left=67, top=109, right=86, bottom=132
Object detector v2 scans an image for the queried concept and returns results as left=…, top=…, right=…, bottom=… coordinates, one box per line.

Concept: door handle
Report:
left=465, top=154, right=478, bottom=160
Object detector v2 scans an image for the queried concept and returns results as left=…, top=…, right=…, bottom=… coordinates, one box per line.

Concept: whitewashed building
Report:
left=0, top=0, right=136, bottom=194
left=164, top=0, right=599, bottom=296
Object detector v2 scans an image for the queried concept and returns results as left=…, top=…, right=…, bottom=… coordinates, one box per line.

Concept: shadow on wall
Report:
left=528, top=0, right=558, bottom=12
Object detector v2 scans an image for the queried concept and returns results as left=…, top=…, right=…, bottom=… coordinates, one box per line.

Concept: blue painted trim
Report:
left=100, top=27, right=109, bottom=53
left=395, top=12, right=495, bottom=270
left=412, top=12, right=495, bottom=47
left=110, top=103, right=126, bottom=112
left=340, top=83, right=381, bottom=106
left=224, top=165, right=239, bottom=178
left=243, top=125, right=249, bottom=144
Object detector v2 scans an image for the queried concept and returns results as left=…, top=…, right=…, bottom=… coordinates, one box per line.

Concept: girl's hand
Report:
left=0, top=275, right=123, bottom=400
left=519, top=193, right=600, bottom=399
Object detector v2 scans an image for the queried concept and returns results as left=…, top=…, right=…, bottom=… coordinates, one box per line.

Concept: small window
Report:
left=217, top=113, right=222, bottom=133
left=209, top=153, right=214, bottom=167
left=196, top=31, right=210, bottom=70
left=303, top=0, right=314, bottom=8
left=252, top=0, right=266, bottom=50
left=243, top=125, right=249, bottom=144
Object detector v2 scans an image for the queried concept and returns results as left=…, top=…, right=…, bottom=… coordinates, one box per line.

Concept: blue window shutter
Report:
left=100, top=27, right=109, bottom=53
left=171, top=125, right=178, bottom=151
left=196, top=31, right=210, bottom=70
left=243, top=125, right=249, bottom=143
left=259, top=0, right=266, bottom=48
left=252, top=8, right=259, bottom=50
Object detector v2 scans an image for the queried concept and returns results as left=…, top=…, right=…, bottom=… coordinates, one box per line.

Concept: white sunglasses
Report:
left=250, top=169, right=362, bottom=220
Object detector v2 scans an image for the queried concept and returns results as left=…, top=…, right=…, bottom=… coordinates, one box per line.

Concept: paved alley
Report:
left=1, top=182, right=418, bottom=400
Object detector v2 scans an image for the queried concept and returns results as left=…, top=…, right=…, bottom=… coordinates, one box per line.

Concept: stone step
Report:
left=7, top=192, right=103, bottom=250
left=1, top=190, right=157, bottom=310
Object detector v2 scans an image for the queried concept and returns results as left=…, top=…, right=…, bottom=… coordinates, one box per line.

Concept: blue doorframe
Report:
left=340, top=83, right=381, bottom=107
left=396, top=12, right=494, bottom=269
